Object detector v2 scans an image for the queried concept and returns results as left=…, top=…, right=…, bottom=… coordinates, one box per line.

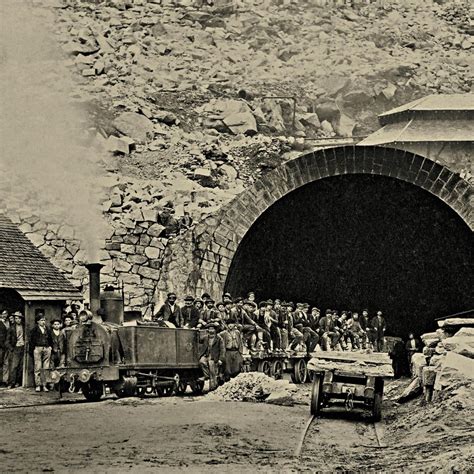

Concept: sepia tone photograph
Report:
left=0, top=0, right=473, bottom=472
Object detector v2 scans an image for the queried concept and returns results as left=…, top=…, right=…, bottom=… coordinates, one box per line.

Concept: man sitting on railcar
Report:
left=154, top=292, right=183, bottom=327
left=181, top=296, right=201, bottom=329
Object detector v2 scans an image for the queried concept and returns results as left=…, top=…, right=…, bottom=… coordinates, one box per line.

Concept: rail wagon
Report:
left=308, top=351, right=394, bottom=421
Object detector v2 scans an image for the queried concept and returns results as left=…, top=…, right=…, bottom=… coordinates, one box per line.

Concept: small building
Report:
left=0, top=214, right=82, bottom=386
left=358, top=93, right=474, bottom=176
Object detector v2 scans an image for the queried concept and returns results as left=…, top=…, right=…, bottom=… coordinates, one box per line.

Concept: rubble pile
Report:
left=399, top=317, right=474, bottom=403
left=53, top=0, right=472, bottom=156
left=205, top=372, right=300, bottom=404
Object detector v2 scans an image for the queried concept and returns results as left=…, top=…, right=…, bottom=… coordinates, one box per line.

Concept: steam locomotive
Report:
left=43, top=264, right=205, bottom=401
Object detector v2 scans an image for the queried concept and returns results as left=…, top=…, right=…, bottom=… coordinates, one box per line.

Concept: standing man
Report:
left=220, top=318, right=243, bottom=380
left=181, top=296, right=201, bottom=329
left=8, top=311, right=26, bottom=388
left=371, top=311, right=386, bottom=352
left=29, top=313, right=53, bottom=392
left=50, top=319, right=65, bottom=369
left=405, top=332, right=420, bottom=375
left=154, top=292, right=182, bottom=327
left=199, top=324, right=225, bottom=391
left=0, top=311, right=9, bottom=386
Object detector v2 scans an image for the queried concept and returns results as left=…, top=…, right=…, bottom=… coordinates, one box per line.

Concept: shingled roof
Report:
left=0, top=214, right=82, bottom=300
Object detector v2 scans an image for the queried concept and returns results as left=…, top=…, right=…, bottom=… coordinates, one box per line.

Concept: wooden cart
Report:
left=307, top=352, right=394, bottom=421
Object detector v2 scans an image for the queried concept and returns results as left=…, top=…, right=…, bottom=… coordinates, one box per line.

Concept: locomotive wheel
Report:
left=190, top=380, right=204, bottom=395
left=114, top=377, right=137, bottom=398
left=82, top=381, right=103, bottom=402
left=271, top=360, right=284, bottom=380
left=175, top=381, right=188, bottom=395
left=157, top=385, right=175, bottom=397
left=291, top=359, right=308, bottom=384
left=258, top=360, right=272, bottom=377
left=310, top=374, right=323, bottom=416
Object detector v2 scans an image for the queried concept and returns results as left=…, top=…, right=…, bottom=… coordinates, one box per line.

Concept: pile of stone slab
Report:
left=205, top=371, right=301, bottom=405
left=399, top=316, right=474, bottom=403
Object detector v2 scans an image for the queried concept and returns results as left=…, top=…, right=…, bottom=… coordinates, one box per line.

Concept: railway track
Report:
left=294, top=413, right=388, bottom=459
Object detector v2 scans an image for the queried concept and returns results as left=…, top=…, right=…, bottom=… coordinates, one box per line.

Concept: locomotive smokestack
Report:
left=85, top=263, right=104, bottom=322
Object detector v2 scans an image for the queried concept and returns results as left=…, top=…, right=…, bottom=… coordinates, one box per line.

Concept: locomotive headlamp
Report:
left=79, top=369, right=91, bottom=383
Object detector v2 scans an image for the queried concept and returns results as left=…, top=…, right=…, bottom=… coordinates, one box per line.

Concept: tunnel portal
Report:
left=224, top=174, right=473, bottom=337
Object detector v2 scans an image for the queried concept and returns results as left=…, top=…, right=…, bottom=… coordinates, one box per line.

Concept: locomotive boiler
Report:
left=43, top=263, right=205, bottom=401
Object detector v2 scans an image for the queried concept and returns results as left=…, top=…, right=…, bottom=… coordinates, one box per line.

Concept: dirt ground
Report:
left=1, top=380, right=473, bottom=473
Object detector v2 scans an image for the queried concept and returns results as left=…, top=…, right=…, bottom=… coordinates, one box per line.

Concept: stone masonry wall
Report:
left=156, top=145, right=474, bottom=302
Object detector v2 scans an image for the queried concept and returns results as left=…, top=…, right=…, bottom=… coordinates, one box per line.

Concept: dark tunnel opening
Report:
left=224, top=174, right=474, bottom=338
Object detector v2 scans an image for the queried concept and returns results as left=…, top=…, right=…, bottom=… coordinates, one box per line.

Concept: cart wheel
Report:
left=271, top=360, right=284, bottom=380
left=372, top=391, right=382, bottom=421
left=258, top=360, right=272, bottom=377
left=308, top=370, right=318, bottom=382
left=114, top=376, right=137, bottom=398
left=175, top=381, right=188, bottom=395
left=291, top=359, right=308, bottom=384
left=310, top=374, right=323, bottom=415
left=82, top=381, right=103, bottom=402
left=190, top=380, right=204, bottom=395
left=137, top=387, right=146, bottom=398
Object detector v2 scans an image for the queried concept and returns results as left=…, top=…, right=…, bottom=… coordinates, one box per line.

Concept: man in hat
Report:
left=7, top=311, right=26, bottom=388
left=30, top=313, right=53, bottom=392
left=230, top=297, right=258, bottom=349
left=181, top=296, right=200, bottom=329
left=201, top=298, right=218, bottom=327
left=220, top=317, right=243, bottom=380
left=222, top=292, right=233, bottom=305
left=371, top=311, right=386, bottom=352
left=0, top=310, right=9, bottom=386
left=318, top=310, right=338, bottom=351
left=50, top=319, right=65, bottom=369
left=199, top=324, right=225, bottom=391
left=154, top=293, right=182, bottom=328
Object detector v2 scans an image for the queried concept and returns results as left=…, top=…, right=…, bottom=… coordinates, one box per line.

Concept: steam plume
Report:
left=0, top=0, right=107, bottom=261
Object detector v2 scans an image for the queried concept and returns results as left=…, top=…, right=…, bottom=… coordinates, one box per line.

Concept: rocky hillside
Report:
left=55, top=0, right=472, bottom=180
left=0, top=0, right=472, bottom=311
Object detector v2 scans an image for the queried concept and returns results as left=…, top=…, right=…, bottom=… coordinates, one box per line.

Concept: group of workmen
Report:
left=0, top=308, right=84, bottom=391
left=153, top=291, right=387, bottom=390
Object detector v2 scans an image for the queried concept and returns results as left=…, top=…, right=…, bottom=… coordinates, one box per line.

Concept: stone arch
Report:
left=188, top=145, right=473, bottom=299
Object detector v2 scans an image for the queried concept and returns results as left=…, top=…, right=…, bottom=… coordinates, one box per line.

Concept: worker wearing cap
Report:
left=30, top=313, right=53, bottom=392
left=182, top=296, right=200, bottom=329
left=7, top=311, right=26, bottom=388
left=154, top=293, right=183, bottom=328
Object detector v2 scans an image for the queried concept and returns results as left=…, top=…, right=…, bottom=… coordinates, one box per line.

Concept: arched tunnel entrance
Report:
left=224, top=174, right=473, bottom=337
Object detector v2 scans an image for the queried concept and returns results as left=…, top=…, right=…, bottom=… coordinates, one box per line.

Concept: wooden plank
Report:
left=308, top=358, right=394, bottom=377
left=310, top=351, right=392, bottom=365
